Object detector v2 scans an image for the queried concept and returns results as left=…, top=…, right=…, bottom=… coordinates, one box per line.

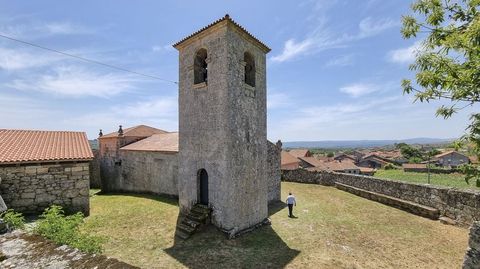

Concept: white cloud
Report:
left=44, top=22, right=92, bottom=35
left=271, top=16, right=398, bottom=62
left=267, top=92, right=290, bottom=109
left=271, top=38, right=315, bottom=62
left=339, top=83, right=380, bottom=98
left=69, top=96, right=179, bottom=137
left=325, top=54, right=354, bottom=67
left=388, top=41, right=422, bottom=64
left=152, top=44, right=174, bottom=52
left=113, top=97, right=177, bottom=118
left=7, top=66, right=138, bottom=98
left=358, top=17, right=398, bottom=38
left=0, top=47, right=64, bottom=70
left=0, top=21, right=93, bottom=39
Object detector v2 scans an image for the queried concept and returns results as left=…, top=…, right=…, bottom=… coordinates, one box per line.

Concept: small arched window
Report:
left=194, top=49, right=208, bottom=84
left=244, top=52, right=255, bottom=87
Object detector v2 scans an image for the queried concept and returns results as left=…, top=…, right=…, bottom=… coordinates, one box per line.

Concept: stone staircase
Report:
left=176, top=204, right=211, bottom=240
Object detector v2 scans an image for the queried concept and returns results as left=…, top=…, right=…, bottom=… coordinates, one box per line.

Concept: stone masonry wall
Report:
left=0, top=162, right=90, bottom=216
left=89, top=149, right=101, bottom=189
left=463, top=222, right=480, bottom=268
left=282, top=169, right=480, bottom=226
left=117, top=150, right=178, bottom=197
left=267, top=141, right=281, bottom=203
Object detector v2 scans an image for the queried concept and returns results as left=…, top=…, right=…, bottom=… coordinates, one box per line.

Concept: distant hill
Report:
left=283, top=138, right=455, bottom=149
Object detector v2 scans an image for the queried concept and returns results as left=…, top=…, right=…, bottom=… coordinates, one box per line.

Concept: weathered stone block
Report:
left=21, top=193, right=35, bottom=199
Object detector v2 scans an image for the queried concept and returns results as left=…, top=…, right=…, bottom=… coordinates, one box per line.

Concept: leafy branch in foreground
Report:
left=401, top=0, right=480, bottom=187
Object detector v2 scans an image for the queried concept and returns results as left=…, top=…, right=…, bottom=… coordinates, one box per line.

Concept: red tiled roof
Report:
left=0, top=129, right=93, bottom=164
left=100, top=125, right=167, bottom=139
left=309, top=160, right=360, bottom=172
left=288, top=149, right=311, bottom=158
left=298, top=157, right=325, bottom=167
left=120, top=132, right=178, bottom=153
left=281, top=151, right=300, bottom=166
left=434, top=150, right=468, bottom=159
left=173, top=14, right=271, bottom=53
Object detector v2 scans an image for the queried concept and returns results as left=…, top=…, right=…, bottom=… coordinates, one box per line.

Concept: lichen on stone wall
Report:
left=463, top=222, right=480, bottom=269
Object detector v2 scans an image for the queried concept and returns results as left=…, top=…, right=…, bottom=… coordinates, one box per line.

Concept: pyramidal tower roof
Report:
left=173, top=14, right=271, bottom=53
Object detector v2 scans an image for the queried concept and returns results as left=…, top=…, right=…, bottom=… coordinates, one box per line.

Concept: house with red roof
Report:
left=0, top=129, right=93, bottom=215
left=433, top=151, right=470, bottom=168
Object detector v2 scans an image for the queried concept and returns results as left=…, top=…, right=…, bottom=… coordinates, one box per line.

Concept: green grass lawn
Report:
left=374, top=169, right=480, bottom=190
left=84, top=182, right=469, bottom=268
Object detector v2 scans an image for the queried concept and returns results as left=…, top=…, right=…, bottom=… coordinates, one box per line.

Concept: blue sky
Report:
left=0, top=0, right=475, bottom=141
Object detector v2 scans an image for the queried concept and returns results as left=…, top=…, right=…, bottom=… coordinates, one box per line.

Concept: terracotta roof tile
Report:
left=288, top=149, right=311, bottom=158
left=434, top=150, right=467, bottom=158
left=281, top=150, right=300, bottom=166
left=298, top=157, right=325, bottom=167
left=307, top=160, right=360, bottom=172
left=120, top=132, right=178, bottom=153
left=173, top=14, right=271, bottom=53
left=100, top=125, right=167, bottom=139
left=0, top=129, right=93, bottom=164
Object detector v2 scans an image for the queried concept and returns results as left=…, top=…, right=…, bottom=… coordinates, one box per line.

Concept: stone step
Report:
left=335, top=182, right=440, bottom=220
left=186, top=212, right=205, bottom=223
left=177, top=223, right=196, bottom=234
left=182, top=218, right=201, bottom=229
left=175, top=229, right=191, bottom=240
left=192, top=204, right=211, bottom=214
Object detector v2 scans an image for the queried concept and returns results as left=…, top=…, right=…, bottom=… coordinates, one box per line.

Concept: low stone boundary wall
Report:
left=282, top=169, right=480, bottom=226
left=463, top=222, right=480, bottom=268
left=0, top=162, right=90, bottom=216
left=335, top=182, right=440, bottom=220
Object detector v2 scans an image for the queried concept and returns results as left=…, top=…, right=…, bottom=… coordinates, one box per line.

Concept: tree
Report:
left=398, top=143, right=424, bottom=160
left=401, top=0, right=480, bottom=187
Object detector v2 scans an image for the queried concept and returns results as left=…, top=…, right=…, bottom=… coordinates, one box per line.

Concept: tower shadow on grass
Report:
left=165, top=202, right=300, bottom=269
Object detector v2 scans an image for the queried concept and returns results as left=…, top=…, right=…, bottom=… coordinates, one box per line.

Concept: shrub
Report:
left=1, top=209, right=25, bottom=231
left=384, top=163, right=397, bottom=170
left=34, top=205, right=103, bottom=254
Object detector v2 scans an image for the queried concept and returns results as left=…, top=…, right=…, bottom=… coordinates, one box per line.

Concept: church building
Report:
left=97, top=15, right=280, bottom=237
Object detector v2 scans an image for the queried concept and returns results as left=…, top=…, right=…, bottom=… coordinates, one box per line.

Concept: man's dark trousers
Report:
left=288, top=204, right=293, bottom=217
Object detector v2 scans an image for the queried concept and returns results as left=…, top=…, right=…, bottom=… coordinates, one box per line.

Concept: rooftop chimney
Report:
left=118, top=125, right=124, bottom=136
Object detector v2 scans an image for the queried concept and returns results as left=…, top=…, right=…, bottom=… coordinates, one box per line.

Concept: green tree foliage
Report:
left=1, top=209, right=25, bottom=231
left=34, top=205, right=103, bottom=254
left=401, top=0, right=480, bottom=186
left=398, top=143, right=424, bottom=160
left=326, top=152, right=335, bottom=158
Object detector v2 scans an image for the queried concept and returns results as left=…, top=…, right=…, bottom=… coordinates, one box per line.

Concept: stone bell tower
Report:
left=173, top=15, right=271, bottom=235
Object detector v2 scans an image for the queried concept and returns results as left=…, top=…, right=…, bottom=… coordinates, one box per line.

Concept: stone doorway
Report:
left=198, top=169, right=209, bottom=205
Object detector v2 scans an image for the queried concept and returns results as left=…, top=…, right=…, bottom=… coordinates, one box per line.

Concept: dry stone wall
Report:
left=463, top=222, right=480, bottom=269
left=267, top=142, right=281, bottom=203
left=282, top=169, right=480, bottom=226
left=89, top=149, right=101, bottom=189
left=0, top=162, right=90, bottom=216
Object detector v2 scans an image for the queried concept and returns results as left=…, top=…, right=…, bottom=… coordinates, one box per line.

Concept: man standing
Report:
left=286, top=192, right=296, bottom=218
